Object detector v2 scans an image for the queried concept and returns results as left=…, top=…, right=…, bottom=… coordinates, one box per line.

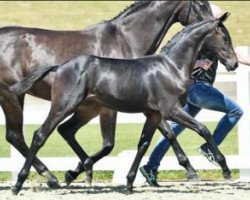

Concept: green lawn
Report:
left=0, top=122, right=238, bottom=158
left=0, top=122, right=239, bottom=182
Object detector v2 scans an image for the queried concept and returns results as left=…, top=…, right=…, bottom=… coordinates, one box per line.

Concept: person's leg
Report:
left=145, top=103, right=201, bottom=171
left=140, top=83, right=203, bottom=186
left=188, top=82, right=243, bottom=157
left=146, top=84, right=201, bottom=171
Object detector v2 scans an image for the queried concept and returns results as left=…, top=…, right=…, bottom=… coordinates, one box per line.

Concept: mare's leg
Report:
left=158, top=121, right=198, bottom=180
left=0, top=82, right=59, bottom=188
left=127, top=112, right=161, bottom=193
left=170, top=104, right=231, bottom=179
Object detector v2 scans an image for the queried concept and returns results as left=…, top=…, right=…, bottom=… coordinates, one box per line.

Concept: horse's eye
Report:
left=200, top=4, right=207, bottom=11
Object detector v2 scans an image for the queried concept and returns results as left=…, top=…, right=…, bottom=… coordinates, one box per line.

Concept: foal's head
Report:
left=203, top=13, right=238, bottom=71
left=177, top=2, right=238, bottom=71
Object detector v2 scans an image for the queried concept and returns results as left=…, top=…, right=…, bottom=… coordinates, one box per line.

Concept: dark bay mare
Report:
left=0, top=1, right=217, bottom=187
left=10, top=14, right=235, bottom=194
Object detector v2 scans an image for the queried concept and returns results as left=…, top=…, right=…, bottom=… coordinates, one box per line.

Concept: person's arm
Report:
left=194, top=59, right=213, bottom=70
left=235, top=46, right=250, bottom=66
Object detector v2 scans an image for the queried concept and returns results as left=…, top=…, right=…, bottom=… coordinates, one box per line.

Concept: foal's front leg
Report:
left=158, top=121, right=198, bottom=180
left=127, top=112, right=161, bottom=193
left=170, top=104, right=231, bottom=179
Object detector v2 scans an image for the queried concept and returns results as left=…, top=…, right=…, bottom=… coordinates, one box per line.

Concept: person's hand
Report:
left=235, top=46, right=250, bottom=66
left=194, top=59, right=213, bottom=70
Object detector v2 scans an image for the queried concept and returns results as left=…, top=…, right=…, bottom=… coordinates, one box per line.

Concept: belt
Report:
left=189, top=78, right=212, bottom=86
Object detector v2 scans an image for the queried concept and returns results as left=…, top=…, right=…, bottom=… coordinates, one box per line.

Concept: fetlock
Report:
left=83, top=158, right=93, bottom=186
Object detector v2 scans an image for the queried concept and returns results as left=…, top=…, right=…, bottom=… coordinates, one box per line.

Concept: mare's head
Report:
left=178, top=1, right=213, bottom=26
left=203, top=13, right=238, bottom=71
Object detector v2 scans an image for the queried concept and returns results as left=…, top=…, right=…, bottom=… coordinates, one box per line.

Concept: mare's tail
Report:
left=10, top=65, right=59, bottom=95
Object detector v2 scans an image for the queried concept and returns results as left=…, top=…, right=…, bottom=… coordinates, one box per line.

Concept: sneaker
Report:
left=198, top=145, right=219, bottom=166
left=139, top=165, right=160, bottom=187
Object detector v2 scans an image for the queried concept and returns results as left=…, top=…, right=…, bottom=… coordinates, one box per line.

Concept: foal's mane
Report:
left=160, top=20, right=208, bottom=54
left=109, top=1, right=151, bottom=22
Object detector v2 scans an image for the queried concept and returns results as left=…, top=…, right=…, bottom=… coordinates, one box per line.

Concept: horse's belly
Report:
left=93, top=94, right=146, bottom=113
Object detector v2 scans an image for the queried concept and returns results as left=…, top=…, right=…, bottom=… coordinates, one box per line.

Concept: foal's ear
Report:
left=218, top=12, right=230, bottom=25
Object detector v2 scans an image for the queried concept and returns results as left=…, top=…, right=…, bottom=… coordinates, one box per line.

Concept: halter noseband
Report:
left=185, top=1, right=204, bottom=25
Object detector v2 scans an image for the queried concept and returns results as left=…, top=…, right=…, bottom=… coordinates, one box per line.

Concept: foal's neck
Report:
left=114, top=1, right=186, bottom=57
left=162, top=25, right=213, bottom=79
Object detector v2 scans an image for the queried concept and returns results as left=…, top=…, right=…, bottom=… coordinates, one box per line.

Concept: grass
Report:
left=0, top=122, right=239, bottom=181
left=0, top=122, right=238, bottom=158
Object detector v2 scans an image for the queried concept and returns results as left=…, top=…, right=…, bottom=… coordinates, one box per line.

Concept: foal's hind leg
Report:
left=0, top=83, right=59, bottom=188
left=57, top=101, right=102, bottom=186
left=12, top=77, right=90, bottom=195
left=158, top=121, right=198, bottom=180
left=170, top=104, right=231, bottom=179
left=62, top=107, right=117, bottom=186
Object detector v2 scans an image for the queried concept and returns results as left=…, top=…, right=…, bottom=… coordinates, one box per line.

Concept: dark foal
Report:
left=0, top=1, right=215, bottom=186
left=11, top=13, right=235, bottom=194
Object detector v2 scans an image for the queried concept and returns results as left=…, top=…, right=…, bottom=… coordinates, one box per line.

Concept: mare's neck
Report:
left=114, top=1, right=186, bottom=57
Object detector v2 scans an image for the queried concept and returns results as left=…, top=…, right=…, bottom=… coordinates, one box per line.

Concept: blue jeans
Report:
left=147, top=81, right=243, bottom=171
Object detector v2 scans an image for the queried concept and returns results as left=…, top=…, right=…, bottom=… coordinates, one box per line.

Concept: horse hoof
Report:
left=65, top=171, right=75, bottom=186
left=126, top=187, right=133, bottom=194
left=84, top=158, right=93, bottom=187
left=11, top=186, right=20, bottom=195
left=47, top=180, right=60, bottom=189
left=223, top=172, right=232, bottom=180
left=85, top=173, right=92, bottom=187
left=186, top=172, right=199, bottom=181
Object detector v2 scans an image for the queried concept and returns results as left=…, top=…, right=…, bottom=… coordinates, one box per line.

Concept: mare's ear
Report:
left=218, top=12, right=230, bottom=26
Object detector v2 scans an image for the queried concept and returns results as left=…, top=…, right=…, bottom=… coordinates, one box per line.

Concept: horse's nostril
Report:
left=234, top=62, right=238, bottom=69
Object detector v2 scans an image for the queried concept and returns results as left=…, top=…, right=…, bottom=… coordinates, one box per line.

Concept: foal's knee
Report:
left=137, top=141, right=150, bottom=150
left=32, top=130, right=46, bottom=147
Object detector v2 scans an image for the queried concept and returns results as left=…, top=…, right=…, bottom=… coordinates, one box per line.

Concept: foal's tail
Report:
left=10, top=65, right=59, bottom=95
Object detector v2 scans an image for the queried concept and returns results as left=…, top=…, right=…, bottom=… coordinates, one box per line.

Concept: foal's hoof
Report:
left=186, top=172, right=199, bottom=181
left=223, top=172, right=232, bottom=180
left=11, top=186, right=20, bottom=195
left=47, top=180, right=61, bottom=189
left=125, top=187, right=133, bottom=195
left=84, top=158, right=93, bottom=187
left=85, top=171, right=93, bottom=187
left=65, top=171, right=75, bottom=186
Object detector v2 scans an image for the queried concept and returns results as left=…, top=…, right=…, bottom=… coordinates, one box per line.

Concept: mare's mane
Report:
left=109, top=1, right=151, bottom=22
